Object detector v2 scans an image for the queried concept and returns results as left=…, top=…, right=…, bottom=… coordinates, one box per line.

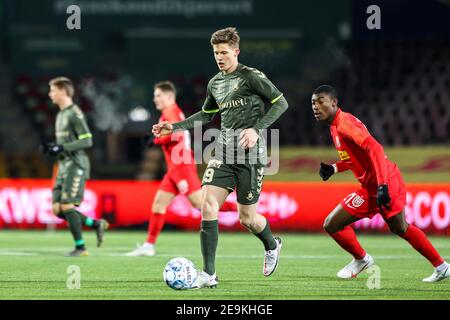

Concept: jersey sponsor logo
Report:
left=218, top=97, right=248, bottom=110
left=338, top=150, right=350, bottom=161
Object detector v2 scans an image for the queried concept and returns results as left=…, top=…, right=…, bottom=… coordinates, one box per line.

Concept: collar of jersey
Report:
left=331, top=108, right=342, bottom=126
left=221, top=63, right=242, bottom=77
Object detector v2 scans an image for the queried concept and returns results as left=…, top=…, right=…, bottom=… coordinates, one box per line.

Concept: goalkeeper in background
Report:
left=43, top=77, right=108, bottom=257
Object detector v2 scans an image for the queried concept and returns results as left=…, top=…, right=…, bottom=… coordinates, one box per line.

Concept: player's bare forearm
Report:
left=253, top=96, right=288, bottom=131
left=171, top=110, right=215, bottom=131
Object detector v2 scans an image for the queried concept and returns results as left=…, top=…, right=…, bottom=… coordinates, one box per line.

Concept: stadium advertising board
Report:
left=0, top=179, right=450, bottom=235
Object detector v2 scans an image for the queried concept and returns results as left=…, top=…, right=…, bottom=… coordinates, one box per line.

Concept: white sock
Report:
left=435, top=262, right=448, bottom=272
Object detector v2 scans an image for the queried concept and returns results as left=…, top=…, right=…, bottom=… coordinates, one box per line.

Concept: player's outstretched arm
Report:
left=170, top=110, right=215, bottom=132
left=253, top=95, right=288, bottom=131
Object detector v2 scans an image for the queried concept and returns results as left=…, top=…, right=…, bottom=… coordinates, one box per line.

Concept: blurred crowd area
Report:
left=0, top=0, right=449, bottom=180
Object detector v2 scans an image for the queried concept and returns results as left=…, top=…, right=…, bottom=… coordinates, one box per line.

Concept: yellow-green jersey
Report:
left=55, top=104, right=92, bottom=178
left=173, top=63, right=287, bottom=165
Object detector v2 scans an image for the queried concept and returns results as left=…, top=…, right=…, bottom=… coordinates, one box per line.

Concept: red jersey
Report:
left=153, top=104, right=195, bottom=171
left=330, top=108, right=397, bottom=189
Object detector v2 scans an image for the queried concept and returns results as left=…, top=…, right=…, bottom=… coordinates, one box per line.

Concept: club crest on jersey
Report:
left=352, top=195, right=365, bottom=208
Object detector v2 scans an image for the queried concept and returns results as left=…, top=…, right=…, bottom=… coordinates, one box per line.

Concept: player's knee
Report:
left=388, top=222, right=408, bottom=236
left=60, top=203, right=75, bottom=212
left=201, top=198, right=219, bottom=220
left=52, top=203, right=61, bottom=216
left=152, top=202, right=167, bottom=214
left=323, top=217, right=340, bottom=234
left=239, top=216, right=253, bottom=230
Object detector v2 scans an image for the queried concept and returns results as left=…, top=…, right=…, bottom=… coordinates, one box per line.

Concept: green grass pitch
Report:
left=0, top=230, right=449, bottom=300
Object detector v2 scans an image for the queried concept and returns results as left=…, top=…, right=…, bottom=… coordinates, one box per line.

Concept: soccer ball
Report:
left=163, top=257, right=197, bottom=290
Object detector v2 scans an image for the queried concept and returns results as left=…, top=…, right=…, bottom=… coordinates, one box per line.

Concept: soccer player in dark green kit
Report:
left=153, top=27, right=289, bottom=288
left=44, top=77, right=109, bottom=257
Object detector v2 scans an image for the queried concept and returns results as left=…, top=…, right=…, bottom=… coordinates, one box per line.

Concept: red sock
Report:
left=147, top=212, right=166, bottom=244
left=400, top=225, right=444, bottom=267
left=329, top=226, right=366, bottom=260
left=219, top=201, right=237, bottom=211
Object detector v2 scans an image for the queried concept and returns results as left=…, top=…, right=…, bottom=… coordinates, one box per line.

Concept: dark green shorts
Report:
left=201, top=159, right=264, bottom=205
left=52, top=169, right=87, bottom=206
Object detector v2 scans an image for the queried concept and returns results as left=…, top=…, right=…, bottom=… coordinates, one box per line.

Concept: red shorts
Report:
left=341, top=170, right=407, bottom=220
left=159, top=165, right=202, bottom=196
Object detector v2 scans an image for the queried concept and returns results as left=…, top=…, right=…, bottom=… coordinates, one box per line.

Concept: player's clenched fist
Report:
left=152, top=121, right=173, bottom=137
left=319, top=162, right=335, bottom=181
left=238, top=128, right=259, bottom=149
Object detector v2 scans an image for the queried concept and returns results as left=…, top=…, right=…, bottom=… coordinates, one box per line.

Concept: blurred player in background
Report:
left=313, top=85, right=449, bottom=282
left=153, top=27, right=289, bottom=288
left=44, top=77, right=109, bottom=257
left=126, top=81, right=237, bottom=257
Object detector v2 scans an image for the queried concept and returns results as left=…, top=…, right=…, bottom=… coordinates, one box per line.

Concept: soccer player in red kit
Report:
left=312, top=85, right=449, bottom=282
left=127, top=81, right=236, bottom=256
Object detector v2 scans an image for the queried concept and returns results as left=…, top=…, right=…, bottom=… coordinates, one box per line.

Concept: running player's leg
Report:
left=235, top=164, right=281, bottom=276
left=385, top=210, right=449, bottom=282
left=190, top=161, right=234, bottom=288
left=52, top=175, right=86, bottom=255
left=147, top=190, right=175, bottom=247
left=60, top=202, right=88, bottom=256
left=187, top=189, right=202, bottom=209
left=324, top=204, right=366, bottom=259
left=200, top=185, right=229, bottom=275
left=190, top=185, right=229, bottom=289
left=324, top=204, right=373, bottom=278
left=238, top=202, right=282, bottom=276
left=188, top=189, right=238, bottom=212
left=60, top=171, right=107, bottom=252
left=126, top=173, right=176, bottom=256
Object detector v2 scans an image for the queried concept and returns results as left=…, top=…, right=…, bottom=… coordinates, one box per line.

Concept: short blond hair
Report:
left=49, top=77, right=75, bottom=98
left=210, top=27, right=240, bottom=48
left=154, top=81, right=177, bottom=97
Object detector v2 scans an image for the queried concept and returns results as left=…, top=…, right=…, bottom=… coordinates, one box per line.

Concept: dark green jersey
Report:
left=55, top=104, right=92, bottom=178
left=202, top=64, right=283, bottom=165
